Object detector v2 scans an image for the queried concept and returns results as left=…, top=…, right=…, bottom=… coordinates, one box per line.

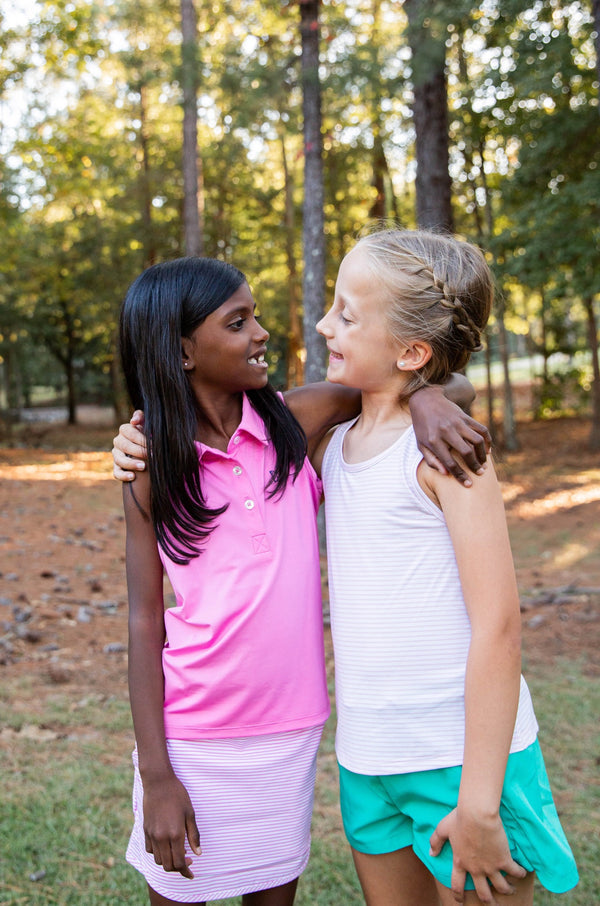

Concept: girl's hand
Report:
left=430, top=807, right=527, bottom=904
left=142, top=773, right=201, bottom=879
left=112, top=410, right=147, bottom=481
left=409, top=386, right=490, bottom=487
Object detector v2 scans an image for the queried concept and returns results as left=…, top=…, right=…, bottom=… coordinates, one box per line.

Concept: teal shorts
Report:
left=338, top=740, right=578, bottom=894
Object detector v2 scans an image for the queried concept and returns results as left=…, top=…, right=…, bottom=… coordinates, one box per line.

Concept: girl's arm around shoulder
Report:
left=283, top=383, right=360, bottom=462
left=409, top=378, right=491, bottom=486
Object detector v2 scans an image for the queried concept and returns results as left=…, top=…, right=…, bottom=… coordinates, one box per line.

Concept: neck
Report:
left=194, top=391, right=244, bottom=448
left=356, top=390, right=412, bottom=432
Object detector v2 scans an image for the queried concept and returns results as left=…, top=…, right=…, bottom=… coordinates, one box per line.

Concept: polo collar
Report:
left=196, top=393, right=269, bottom=460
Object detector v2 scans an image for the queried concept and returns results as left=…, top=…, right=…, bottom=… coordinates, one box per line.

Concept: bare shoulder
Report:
left=419, top=453, right=503, bottom=514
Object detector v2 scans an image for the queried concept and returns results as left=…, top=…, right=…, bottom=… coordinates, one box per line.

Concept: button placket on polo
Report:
left=228, top=437, right=270, bottom=554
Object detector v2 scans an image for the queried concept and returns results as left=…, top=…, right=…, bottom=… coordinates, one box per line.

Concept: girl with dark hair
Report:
left=117, top=255, right=490, bottom=906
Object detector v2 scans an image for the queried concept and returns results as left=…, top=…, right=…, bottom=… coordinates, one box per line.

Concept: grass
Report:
left=1, top=657, right=597, bottom=906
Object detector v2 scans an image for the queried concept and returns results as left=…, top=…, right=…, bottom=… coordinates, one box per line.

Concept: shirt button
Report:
left=233, top=436, right=241, bottom=444
left=244, top=499, right=255, bottom=510
left=233, top=466, right=242, bottom=475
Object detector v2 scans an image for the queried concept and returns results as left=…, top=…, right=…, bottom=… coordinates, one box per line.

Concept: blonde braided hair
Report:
left=355, top=229, right=493, bottom=396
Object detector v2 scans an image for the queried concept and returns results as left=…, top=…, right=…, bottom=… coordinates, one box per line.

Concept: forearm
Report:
left=284, top=383, right=361, bottom=457
left=459, top=628, right=521, bottom=816
left=443, top=373, right=476, bottom=409
left=128, top=617, right=174, bottom=781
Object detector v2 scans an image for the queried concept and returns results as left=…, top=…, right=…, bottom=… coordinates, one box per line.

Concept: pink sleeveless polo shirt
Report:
left=158, top=394, right=330, bottom=740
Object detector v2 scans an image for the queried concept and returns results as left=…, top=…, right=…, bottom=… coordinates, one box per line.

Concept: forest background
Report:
left=0, top=0, right=599, bottom=450
left=0, top=3, right=599, bottom=905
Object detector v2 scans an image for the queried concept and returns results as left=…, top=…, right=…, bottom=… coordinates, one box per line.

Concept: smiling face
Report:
left=316, top=245, right=404, bottom=393
left=182, top=282, right=270, bottom=395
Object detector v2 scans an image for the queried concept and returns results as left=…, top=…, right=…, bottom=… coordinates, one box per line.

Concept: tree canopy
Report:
left=0, top=0, right=597, bottom=442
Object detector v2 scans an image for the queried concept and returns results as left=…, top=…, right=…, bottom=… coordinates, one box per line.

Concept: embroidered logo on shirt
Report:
left=252, top=533, right=271, bottom=554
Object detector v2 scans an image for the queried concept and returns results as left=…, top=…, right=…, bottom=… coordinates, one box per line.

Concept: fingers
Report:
left=420, top=450, right=449, bottom=477
left=144, top=831, right=195, bottom=879
left=429, top=821, right=448, bottom=857
left=487, top=869, right=516, bottom=897
left=450, top=866, right=467, bottom=904
left=186, top=813, right=202, bottom=857
left=112, top=447, right=145, bottom=482
left=113, top=422, right=148, bottom=454
left=111, top=421, right=148, bottom=482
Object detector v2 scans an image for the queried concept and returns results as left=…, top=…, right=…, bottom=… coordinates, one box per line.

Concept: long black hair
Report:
left=120, top=257, right=307, bottom=564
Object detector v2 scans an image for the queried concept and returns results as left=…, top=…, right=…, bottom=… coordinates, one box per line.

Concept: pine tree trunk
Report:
left=139, top=83, right=156, bottom=267
left=485, top=334, right=496, bottom=444
left=405, top=0, right=453, bottom=233
left=281, top=135, right=304, bottom=387
left=66, top=355, right=77, bottom=426
left=299, top=0, right=327, bottom=384
left=593, top=0, right=600, bottom=93
left=181, top=0, right=203, bottom=257
left=110, top=330, right=130, bottom=424
left=584, top=296, right=600, bottom=451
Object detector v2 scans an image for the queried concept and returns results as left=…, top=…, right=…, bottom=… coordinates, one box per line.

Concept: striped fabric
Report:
left=126, top=726, right=323, bottom=902
left=323, top=420, right=538, bottom=776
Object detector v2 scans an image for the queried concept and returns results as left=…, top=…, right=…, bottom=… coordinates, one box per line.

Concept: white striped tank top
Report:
left=322, top=419, right=538, bottom=775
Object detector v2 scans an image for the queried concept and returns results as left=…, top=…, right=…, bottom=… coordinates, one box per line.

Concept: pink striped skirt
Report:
left=126, top=725, right=323, bottom=903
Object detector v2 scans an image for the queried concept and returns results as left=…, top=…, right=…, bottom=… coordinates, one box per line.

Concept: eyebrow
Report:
left=221, top=303, right=256, bottom=321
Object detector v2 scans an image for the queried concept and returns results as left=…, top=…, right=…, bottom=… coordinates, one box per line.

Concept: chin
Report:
left=326, top=369, right=347, bottom=386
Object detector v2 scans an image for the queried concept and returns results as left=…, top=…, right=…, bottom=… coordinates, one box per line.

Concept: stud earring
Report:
left=399, top=361, right=406, bottom=368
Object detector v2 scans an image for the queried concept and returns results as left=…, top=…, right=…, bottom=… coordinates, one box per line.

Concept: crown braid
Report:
left=389, top=246, right=484, bottom=354
left=354, top=229, right=493, bottom=396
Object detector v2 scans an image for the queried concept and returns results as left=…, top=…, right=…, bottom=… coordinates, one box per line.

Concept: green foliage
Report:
left=533, top=364, right=592, bottom=419
left=0, top=0, right=598, bottom=417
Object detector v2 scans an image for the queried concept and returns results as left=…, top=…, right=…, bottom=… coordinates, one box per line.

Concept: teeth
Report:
left=248, top=355, right=266, bottom=365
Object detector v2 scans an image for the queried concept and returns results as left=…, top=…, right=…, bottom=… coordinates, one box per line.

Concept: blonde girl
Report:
left=313, top=229, right=578, bottom=906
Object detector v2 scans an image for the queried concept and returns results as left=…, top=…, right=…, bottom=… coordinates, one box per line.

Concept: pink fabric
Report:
left=158, top=394, right=329, bottom=739
left=126, top=727, right=322, bottom=901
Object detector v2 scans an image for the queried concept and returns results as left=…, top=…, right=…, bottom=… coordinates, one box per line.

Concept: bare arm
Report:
left=124, top=473, right=200, bottom=877
left=423, top=461, right=527, bottom=902
left=409, top=378, right=491, bottom=487
left=113, top=374, right=490, bottom=486
left=283, top=382, right=361, bottom=460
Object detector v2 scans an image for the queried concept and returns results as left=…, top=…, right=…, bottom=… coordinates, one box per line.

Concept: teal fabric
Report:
left=339, top=739, right=578, bottom=894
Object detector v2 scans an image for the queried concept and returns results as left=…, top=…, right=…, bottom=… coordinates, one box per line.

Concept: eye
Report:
left=340, top=311, right=352, bottom=325
left=229, top=318, right=245, bottom=330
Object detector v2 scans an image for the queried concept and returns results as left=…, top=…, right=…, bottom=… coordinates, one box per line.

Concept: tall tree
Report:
left=180, top=0, right=203, bottom=256
left=404, top=0, right=453, bottom=232
left=594, top=0, right=600, bottom=92
left=299, top=0, right=327, bottom=383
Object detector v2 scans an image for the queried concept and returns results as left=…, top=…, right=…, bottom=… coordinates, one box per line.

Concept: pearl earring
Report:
left=399, top=361, right=406, bottom=368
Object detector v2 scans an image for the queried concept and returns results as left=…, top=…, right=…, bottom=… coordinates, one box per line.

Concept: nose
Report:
left=254, top=317, right=269, bottom=342
left=316, top=312, right=330, bottom=337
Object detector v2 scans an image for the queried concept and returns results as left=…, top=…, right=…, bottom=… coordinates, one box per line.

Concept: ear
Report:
left=397, top=341, right=432, bottom=373
left=181, top=336, right=195, bottom=370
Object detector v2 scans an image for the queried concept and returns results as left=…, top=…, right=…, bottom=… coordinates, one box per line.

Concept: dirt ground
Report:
left=1, top=415, right=599, bottom=729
